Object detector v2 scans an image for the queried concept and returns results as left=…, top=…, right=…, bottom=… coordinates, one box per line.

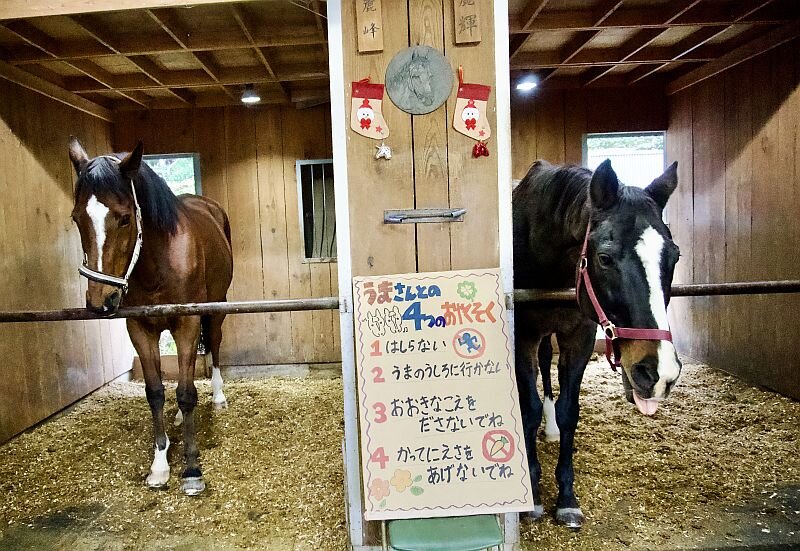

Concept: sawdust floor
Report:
left=0, top=362, right=798, bottom=550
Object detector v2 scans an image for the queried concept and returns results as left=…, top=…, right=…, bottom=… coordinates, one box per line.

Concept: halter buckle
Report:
left=579, top=256, right=588, bottom=271
left=602, top=322, right=617, bottom=340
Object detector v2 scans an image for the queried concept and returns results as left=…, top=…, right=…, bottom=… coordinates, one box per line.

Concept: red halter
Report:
left=576, top=221, right=673, bottom=370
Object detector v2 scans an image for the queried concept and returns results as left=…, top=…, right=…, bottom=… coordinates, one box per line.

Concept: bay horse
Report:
left=68, top=138, right=233, bottom=496
left=513, top=159, right=682, bottom=528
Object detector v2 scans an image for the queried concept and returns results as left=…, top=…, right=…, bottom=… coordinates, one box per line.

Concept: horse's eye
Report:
left=597, top=253, right=614, bottom=267
left=119, top=214, right=131, bottom=228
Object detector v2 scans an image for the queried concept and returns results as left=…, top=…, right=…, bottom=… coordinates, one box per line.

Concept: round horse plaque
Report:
left=385, top=45, right=453, bottom=115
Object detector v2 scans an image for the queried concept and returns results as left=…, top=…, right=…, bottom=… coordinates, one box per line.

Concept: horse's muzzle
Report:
left=86, top=289, right=122, bottom=315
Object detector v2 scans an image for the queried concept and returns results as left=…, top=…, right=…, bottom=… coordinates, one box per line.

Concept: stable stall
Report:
left=0, top=1, right=798, bottom=550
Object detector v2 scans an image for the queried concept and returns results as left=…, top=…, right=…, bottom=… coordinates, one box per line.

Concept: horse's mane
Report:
left=75, top=155, right=180, bottom=235
left=514, top=161, right=591, bottom=239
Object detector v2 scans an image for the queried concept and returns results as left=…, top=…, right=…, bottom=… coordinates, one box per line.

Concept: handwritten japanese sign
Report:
left=355, top=0, right=384, bottom=53
left=353, top=269, right=533, bottom=520
left=454, top=0, right=482, bottom=44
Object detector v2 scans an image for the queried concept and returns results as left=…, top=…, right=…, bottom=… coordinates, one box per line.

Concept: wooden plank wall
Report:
left=342, top=0, right=499, bottom=279
left=114, top=106, right=340, bottom=367
left=510, top=86, right=668, bottom=178
left=666, top=40, right=800, bottom=400
left=0, top=79, right=133, bottom=444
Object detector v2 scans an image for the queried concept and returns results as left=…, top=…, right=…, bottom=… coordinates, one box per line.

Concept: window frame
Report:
left=582, top=130, right=667, bottom=178
left=296, top=158, right=337, bottom=264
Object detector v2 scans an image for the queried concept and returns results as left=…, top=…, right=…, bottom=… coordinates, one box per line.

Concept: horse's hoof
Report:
left=146, top=470, right=170, bottom=489
left=212, top=399, right=228, bottom=411
left=520, top=504, right=545, bottom=522
left=173, top=410, right=184, bottom=426
left=181, top=476, right=205, bottom=496
left=555, top=507, right=585, bottom=530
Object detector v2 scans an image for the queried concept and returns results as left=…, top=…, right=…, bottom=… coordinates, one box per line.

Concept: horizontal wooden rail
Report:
left=514, top=280, right=800, bottom=303
left=0, top=297, right=341, bottom=323
left=1, top=281, right=799, bottom=323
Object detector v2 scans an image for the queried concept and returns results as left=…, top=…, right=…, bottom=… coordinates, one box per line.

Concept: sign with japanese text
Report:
left=454, top=0, right=482, bottom=44
left=352, top=269, right=534, bottom=520
left=355, top=0, right=384, bottom=53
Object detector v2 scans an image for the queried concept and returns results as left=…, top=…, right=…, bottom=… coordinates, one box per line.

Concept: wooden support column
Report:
left=331, top=0, right=512, bottom=548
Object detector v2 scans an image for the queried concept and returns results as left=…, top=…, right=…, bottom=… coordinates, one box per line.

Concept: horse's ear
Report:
left=590, top=159, right=620, bottom=210
left=68, top=136, right=89, bottom=176
left=119, top=141, right=144, bottom=180
left=645, top=161, right=678, bottom=210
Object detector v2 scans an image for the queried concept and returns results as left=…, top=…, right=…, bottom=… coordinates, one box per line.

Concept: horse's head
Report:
left=69, top=137, right=143, bottom=314
left=582, top=159, right=681, bottom=415
left=408, top=49, right=433, bottom=105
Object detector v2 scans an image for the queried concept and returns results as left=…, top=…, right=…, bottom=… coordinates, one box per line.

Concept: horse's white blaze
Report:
left=635, top=226, right=681, bottom=398
left=86, top=195, right=109, bottom=272
left=543, top=396, right=560, bottom=441
left=146, top=435, right=170, bottom=487
left=211, top=366, right=226, bottom=404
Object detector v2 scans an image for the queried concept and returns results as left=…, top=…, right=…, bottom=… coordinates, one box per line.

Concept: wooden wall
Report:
left=666, top=40, right=800, bottom=399
left=0, top=79, right=133, bottom=443
left=342, top=0, right=500, bottom=277
left=510, top=86, right=667, bottom=178
left=114, top=106, right=340, bottom=367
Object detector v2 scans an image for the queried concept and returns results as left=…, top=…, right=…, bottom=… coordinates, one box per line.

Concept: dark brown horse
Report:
left=513, top=159, right=681, bottom=528
left=69, top=138, right=233, bottom=495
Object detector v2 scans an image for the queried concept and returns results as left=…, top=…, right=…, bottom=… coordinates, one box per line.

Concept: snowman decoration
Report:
left=461, top=99, right=480, bottom=132
left=357, top=98, right=375, bottom=131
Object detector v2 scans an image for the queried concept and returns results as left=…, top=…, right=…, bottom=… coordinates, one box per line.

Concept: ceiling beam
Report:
left=145, top=8, right=234, bottom=102
left=509, top=6, right=793, bottom=33
left=0, top=0, right=262, bottom=20
left=579, top=28, right=670, bottom=85
left=536, top=0, right=624, bottom=82
left=519, top=0, right=551, bottom=31
left=509, top=0, right=550, bottom=57
left=630, top=0, right=781, bottom=86
left=667, top=20, right=800, bottom=95
left=577, top=0, right=704, bottom=85
left=0, top=58, right=112, bottom=121
left=511, top=46, right=714, bottom=70
left=113, top=89, right=288, bottom=112
left=5, top=31, right=325, bottom=66
left=63, top=65, right=328, bottom=93
left=1, top=19, right=148, bottom=108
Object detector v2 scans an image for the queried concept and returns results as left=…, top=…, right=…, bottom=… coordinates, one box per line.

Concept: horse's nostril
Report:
left=632, top=360, right=659, bottom=389
left=104, top=291, right=121, bottom=310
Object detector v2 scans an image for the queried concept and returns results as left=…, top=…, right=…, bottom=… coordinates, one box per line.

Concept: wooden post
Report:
left=331, top=0, right=514, bottom=548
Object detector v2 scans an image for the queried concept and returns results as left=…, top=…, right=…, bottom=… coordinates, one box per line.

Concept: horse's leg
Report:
left=538, top=335, right=560, bottom=442
left=172, top=315, right=205, bottom=496
left=552, top=323, right=595, bottom=529
left=208, top=314, right=227, bottom=408
left=127, top=320, right=170, bottom=488
left=515, top=321, right=545, bottom=521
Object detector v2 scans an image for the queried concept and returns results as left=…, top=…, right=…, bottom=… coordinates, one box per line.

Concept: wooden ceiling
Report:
left=509, top=0, right=800, bottom=91
left=0, top=1, right=329, bottom=116
left=0, top=0, right=799, bottom=120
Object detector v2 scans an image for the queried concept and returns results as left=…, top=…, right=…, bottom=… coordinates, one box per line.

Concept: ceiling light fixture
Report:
left=516, top=80, right=538, bottom=92
left=241, top=84, right=261, bottom=104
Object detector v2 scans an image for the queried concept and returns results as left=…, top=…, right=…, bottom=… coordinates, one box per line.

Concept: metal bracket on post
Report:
left=505, top=292, right=515, bottom=311
left=384, top=208, right=466, bottom=224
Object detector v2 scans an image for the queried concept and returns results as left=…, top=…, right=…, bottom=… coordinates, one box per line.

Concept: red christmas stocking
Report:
left=453, top=81, right=491, bottom=142
left=350, top=79, right=389, bottom=140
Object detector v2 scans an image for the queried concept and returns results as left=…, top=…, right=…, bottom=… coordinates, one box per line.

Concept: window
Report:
left=144, top=153, right=201, bottom=195
left=143, top=153, right=202, bottom=355
left=583, top=132, right=665, bottom=189
left=296, top=159, right=336, bottom=261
